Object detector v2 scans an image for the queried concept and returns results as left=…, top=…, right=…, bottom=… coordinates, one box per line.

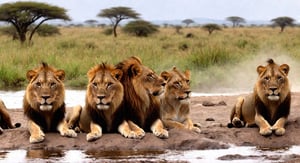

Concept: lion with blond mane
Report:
left=67, top=63, right=137, bottom=141
left=115, top=56, right=168, bottom=139
left=23, top=62, right=77, bottom=143
left=228, top=59, right=291, bottom=136
left=160, top=67, right=200, bottom=133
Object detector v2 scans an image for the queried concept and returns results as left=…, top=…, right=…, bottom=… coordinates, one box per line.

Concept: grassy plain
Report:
left=0, top=26, right=300, bottom=90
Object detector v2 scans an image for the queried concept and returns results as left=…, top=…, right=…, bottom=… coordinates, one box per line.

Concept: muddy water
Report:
left=0, top=146, right=300, bottom=162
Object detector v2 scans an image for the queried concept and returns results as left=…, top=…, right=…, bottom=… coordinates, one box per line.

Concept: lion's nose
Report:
left=42, top=95, right=50, bottom=100
left=270, top=87, right=277, bottom=92
left=185, top=90, right=191, bottom=95
left=97, top=95, right=105, bottom=100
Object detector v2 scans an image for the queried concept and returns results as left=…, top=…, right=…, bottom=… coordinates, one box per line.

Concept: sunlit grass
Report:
left=0, top=26, right=300, bottom=89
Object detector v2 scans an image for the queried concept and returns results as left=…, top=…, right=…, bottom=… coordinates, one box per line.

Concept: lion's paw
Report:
left=192, top=126, right=201, bottom=133
left=61, top=129, right=77, bottom=137
left=29, top=131, right=45, bottom=143
left=86, top=132, right=102, bottom=142
left=274, top=127, right=285, bottom=136
left=153, top=128, right=169, bottom=139
left=131, top=129, right=145, bottom=139
left=259, top=127, right=272, bottom=136
left=232, top=117, right=244, bottom=128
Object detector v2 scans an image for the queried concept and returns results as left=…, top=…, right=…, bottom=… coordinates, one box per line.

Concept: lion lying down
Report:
left=228, top=59, right=291, bottom=136
left=0, top=99, right=20, bottom=134
left=160, top=67, right=201, bottom=133
left=23, top=62, right=77, bottom=143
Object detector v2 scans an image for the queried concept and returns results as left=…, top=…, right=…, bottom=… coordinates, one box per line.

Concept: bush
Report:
left=123, top=20, right=158, bottom=37
left=36, top=24, right=60, bottom=37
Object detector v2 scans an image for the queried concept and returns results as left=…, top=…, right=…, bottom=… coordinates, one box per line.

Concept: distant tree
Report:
left=182, top=19, right=195, bottom=27
left=97, top=6, right=140, bottom=37
left=0, top=25, right=19, bottom=40
left=0, top=1, right=70, bottom=44
left=226, top=16, right=246, bottom=27
left=271, top=16, right=295, bottom=32
left=84, top=19, right=98, bottom=27
left=123, top=20, right=158, bottom=37
left=202, top=24, right=222, bottom=35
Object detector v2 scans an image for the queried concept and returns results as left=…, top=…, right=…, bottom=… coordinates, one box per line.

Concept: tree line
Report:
left=0, top=1, right=296, bottom=44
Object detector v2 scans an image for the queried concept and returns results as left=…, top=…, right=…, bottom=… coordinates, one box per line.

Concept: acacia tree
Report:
left=97, top=6, right=140, bottom=37
left=271, top=16, right=295, bottom=32
left=226, top=16, right=246, bottom=27
left=0, top=1, right=70, bottom=44
left=202, top=24, right=221, bottom=35
left=182, top=19, right=195, bottom=27
left=123, top=20, right=158, bottom=37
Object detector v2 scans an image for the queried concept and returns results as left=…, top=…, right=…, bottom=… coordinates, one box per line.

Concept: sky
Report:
left=2, top=0, right=300, bottom=23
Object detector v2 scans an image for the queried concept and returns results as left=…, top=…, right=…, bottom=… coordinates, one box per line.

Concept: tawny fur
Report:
left=228, top=59, right=291, bottom=136
left=160, top=67, right=201, bottom=133
left=23, top=62, right=77, bottom=143
left=0, top=99, right=20, bottom=134
left=115, top=56, right=168, bottom=139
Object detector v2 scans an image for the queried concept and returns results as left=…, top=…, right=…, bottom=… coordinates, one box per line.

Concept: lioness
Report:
left=228, top=59, right=291, bottom=136
left=67, top=63, right=132, bottom=141
left=23, top=62, right=77, bottom=143
left=160, top=67, right=201, bottom=133
left=0, top=99, right=20, bottom=134
left=116, top=56, right=169, bottom=139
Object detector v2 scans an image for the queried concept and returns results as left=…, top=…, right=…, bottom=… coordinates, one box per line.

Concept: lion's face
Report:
left=25, top=63, right=65, bottom=111
left=161, top=67, right=191, bottom=104
left=86, top=63, right=123, bottom=110
left=131, top=64, right=165, bottom=97
left=256, top=59, right=290, bottom=102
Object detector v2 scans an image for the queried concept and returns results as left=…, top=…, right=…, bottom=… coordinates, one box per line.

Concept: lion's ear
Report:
left=55, top=70, right=65, bottom=81
left=161, top=71, right=170, bottom=81
left=129, top=64, right=142, bottom=77
left=256, top=65, right=266, bottom=75
left=26, top=70, right=37, bottom=81
left=112, top=69, right=123, bottom=81
left=185, top=70, right=191, bottom=79
left=280, top=64, right=289, bottom=75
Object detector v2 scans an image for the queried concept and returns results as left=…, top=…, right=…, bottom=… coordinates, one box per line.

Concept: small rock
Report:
left=202, top=101, right=215, bottom=106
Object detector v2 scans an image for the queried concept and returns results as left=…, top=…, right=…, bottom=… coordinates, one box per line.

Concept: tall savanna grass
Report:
left=1, top=26, right=300, bottom=90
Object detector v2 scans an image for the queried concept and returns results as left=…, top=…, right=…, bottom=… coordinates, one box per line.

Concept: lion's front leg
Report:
left=28, top=120, right=45, bottom=143
left=184, top=118, right=201, bottom=133
left=57, top=120, right=77, bottom=138
left=151, top=119, right=169, bottom=138
left=86, top=121, right=102, bottom=142
left=271, top=117, right=287, bottom=136
left=118, top=120, right=145, bottom=139
left=255, top=113, right=272, bottom=136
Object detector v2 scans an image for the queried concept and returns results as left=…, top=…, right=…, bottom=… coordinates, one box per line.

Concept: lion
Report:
left=0, top=99, right=20, bottom=134
left=67, top=63, right=136, bottom=141
left=160, top=67, right=201, bottom=133
left=23, top=62, right=77, bottom=143
left=228, top=59, right=291, bottom=136
left=115, top=56, right=169, bottom=139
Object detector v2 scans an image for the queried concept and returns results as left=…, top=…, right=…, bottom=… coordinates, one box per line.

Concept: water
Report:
left=0, top=146, right=299, bottom=162
left=0, top=89, right=248, bottom=109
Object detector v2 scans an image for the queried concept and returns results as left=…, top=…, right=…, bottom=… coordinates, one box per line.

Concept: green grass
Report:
left=0, top=26, right=300, bottom=90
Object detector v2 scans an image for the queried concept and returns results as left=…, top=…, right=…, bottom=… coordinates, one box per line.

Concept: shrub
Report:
left=123, top=20, right=158, bottom=37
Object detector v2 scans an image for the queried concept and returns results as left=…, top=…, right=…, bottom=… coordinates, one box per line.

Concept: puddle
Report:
left=0, top=146, right=299, bottom=162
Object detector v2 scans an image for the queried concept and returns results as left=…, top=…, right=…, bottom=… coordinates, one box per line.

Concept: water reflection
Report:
left=0, top=146, right=300, bottom=162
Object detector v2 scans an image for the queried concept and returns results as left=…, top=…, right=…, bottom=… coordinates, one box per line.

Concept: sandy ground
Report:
left=1, top=92, right=300, bottom=155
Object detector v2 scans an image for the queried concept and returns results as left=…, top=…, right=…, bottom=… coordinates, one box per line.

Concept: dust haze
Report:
left=194, top=51, right=300, bottom=94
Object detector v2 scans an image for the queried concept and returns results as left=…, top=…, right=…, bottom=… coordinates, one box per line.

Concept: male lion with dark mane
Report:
left=67, top=63, right=134, bottom=141
left=0, top=99, right=20, bottom=134
left=115, top=56, right=169, bottom=139
left=160, top=67, right=201, bottom=133
left=23, top=62, right=77, bottom=143
left=228, top=59, right=291, bottom=136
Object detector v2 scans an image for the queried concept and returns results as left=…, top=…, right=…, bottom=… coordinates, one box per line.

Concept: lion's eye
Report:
left=35, top=82, right=41, bottom=88
left=147, top=74, right=155, bottom=80
left=186, top=80, right=190, bottom=85
left=277, top=76, right=283, bottom=81
left=92, top=82, right=97, bottom=87
left=50, top=82, right=56, bottom=88
left=174, top=81, right=181, bottom=88
left=264, top=76, right=270, bottom=81
left=107, top=82, right=113, bottom=89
